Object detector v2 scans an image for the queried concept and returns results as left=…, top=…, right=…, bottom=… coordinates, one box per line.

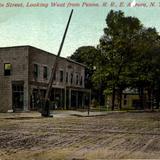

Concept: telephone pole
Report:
left=41, top=9, right=74, bottom=117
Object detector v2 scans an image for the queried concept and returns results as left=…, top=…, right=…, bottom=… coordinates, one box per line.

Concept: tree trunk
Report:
left=139, top=87, right=144, bottom=110
left=147, top=88, right=151, bottom=110
left=156, top=96, right=160, bottom=109
left=112, top=87, right=115, bottom=111
left=155, top=88, right=160, bottom=109
left=118, top=89, right=122, bottom=110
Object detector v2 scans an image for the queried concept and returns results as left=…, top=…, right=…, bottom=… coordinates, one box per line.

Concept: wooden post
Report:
left=76, top=91, right=78, bottom=109
left=69, top=88, right=71, bottom=109
left=82, top=92, right=85, bottom=109
left=64, top=87, right=66, bottom=110
left=89, top=90, right=91, bottom=108
left=60, top=88, right=63, bottom=109
left=87, top=90, right=91, bottom=116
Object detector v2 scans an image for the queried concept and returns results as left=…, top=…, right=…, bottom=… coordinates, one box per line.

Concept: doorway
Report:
left=12, top=81, right=24, bottom=111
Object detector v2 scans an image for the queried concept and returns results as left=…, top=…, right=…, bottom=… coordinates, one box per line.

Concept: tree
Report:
left=69, top=46, right=99, bottom=88
left=69, top=46, right=105, bottom=105
left=94, top=10, right=142, bottom=110
left=70, top=10, right=160, bottom=111
left=70, top=46, right=98, bottom=69
left=128, top=27, right=160, bottom=109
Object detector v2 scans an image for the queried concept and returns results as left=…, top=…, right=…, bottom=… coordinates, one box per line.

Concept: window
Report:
left=66, top=72, right=68, bottom=83
left=53, top=71, right=56, bottom=80
left=12, top=81, right=24, bottom=109
left=76, top=74, right=79, bottom=85
left=123, top=94, right=127, bottom=105
left=60, top=70, right=63, bottom=82
left=124, top=100, right=127, bottom=105
left=33, top=64, right=38, bottom=78
left=43, top=66, right=48, bottom=79
left=80, top=76, right=83, bottom=86
left=70, top=73, right=73, bottom=84
left=4, top=63, right=11, bottom=76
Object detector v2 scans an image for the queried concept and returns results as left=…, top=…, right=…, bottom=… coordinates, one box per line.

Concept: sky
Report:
left=0, top=0, right=160, bottom=57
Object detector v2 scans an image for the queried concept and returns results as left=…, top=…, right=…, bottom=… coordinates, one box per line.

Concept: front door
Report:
left=12, top=82, right=24, bottom=111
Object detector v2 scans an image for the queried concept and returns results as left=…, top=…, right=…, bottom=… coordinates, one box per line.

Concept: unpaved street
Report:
left=0, top=111, right=160, bottom=159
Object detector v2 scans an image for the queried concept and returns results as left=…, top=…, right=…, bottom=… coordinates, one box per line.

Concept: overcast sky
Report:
left=0, top=0, right=160, bottom=57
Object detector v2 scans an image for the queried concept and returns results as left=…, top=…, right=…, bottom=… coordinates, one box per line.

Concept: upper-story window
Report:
left=60, top=70, right=64, bottom=82
left=53, top=71, right=56, bottom=80
left=43, top=66, right=48, bottom=79
left=66, top=72, right=68, bottom=83
left=70, top=73, right=73, bottom=84
left=4, top=63, right=11, bottom=76
left=76, top=74, right=79, bottom=85
left=80, top=76, right=83, bottom=86
left=33, top=64, right=38, bottom=79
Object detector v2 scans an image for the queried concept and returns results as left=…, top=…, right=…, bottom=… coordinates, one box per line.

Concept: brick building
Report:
left=0, top=46, right=91, bottom=112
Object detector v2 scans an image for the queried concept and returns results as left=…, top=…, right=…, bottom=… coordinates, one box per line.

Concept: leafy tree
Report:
left=94, top=10, right=142, bottom=110
left=70, top=10, right=160, bottom=111
left=129, top=27, right=160, bottom=109
left=69, top=46, right=105, bottom=105
left=69, top=46, right=99, bottom=88
left=70, top=46, right=98, bottom=69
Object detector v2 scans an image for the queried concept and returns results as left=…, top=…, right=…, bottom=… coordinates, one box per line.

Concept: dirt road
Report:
left=0, top=112, right=160, bottom=159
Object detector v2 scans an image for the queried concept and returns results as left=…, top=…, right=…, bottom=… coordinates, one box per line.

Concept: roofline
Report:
left=66, top=58, right=87, bottom=67
left=0, top=45, right=31, bottom=49
left=0, top=45, right=86, bottom=67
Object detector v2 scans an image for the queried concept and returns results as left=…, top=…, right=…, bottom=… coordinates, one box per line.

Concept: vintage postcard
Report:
left=0, top=0, right=160, bottom=159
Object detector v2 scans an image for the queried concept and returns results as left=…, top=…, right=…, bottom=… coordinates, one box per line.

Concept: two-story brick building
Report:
left=0, top=46, right=91, bottom=112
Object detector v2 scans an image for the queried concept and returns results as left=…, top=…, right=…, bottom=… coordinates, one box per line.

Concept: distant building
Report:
left=0, top=46, right=91, bottom=112
left=106, top=88, right=140, bottom=110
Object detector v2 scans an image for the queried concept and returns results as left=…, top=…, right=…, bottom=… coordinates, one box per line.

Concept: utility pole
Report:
left=41, top=9, right=74, bottom=117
